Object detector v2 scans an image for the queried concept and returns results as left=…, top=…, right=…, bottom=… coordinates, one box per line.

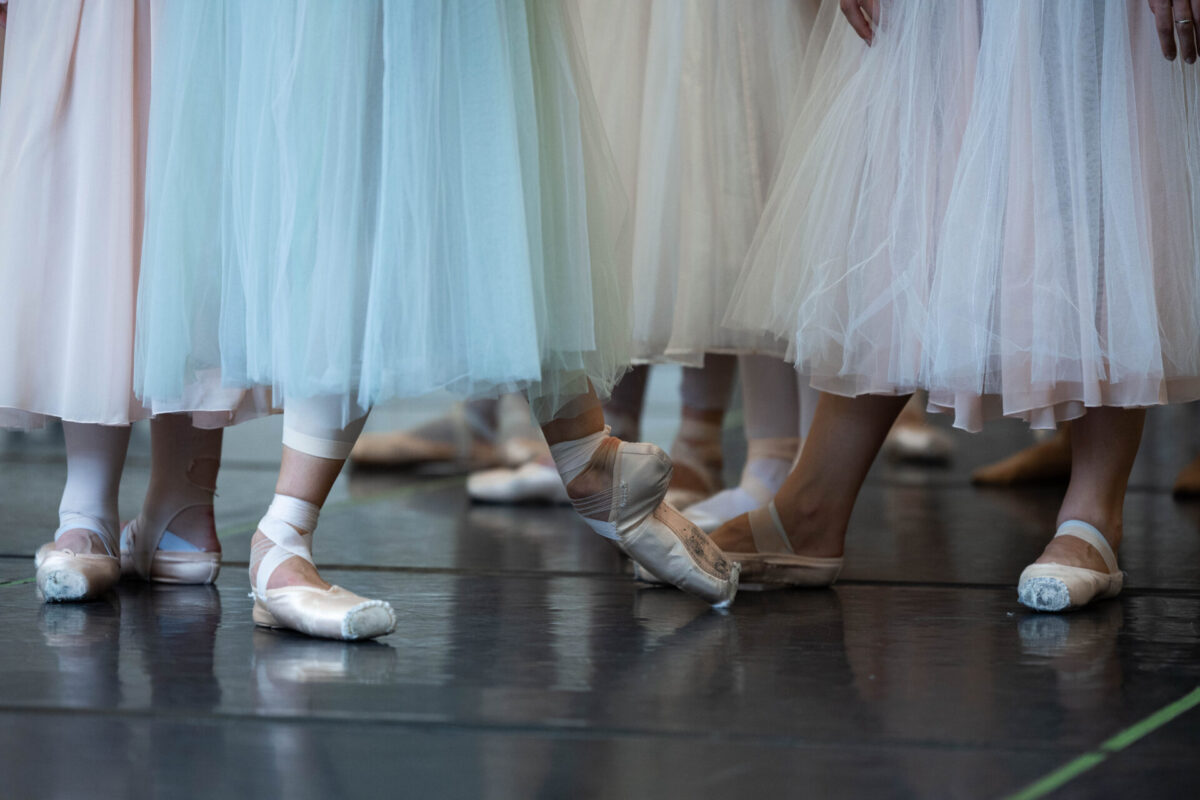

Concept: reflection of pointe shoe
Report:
left=882, top=422, right=955, bottom=464
left=120, top=513, right=220, bottom=585
left=1018, top=601, right=1123, bottom=659
left=39, top=594, right=121, bottom=647
left=1018, top=521, right=1123, bottom=613
left=468, top=462, right=569, bottom=505
left=573, top=441, right=738, bottom=608
left=253, top=629, right=400, bottom=686
left=35, top=522, right=120, bottom=603
left=719, top=501, right=842, bottom=590
left=251, top=496, right=396, bottom=641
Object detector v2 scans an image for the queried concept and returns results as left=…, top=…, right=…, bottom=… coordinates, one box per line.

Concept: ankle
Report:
left=773, top=490, right=851, bottom=552
left=1055, top=506, right=1122, bottom=548
left=162, top=505, right=220, bottom=552
left=564, top=437, right=621, bottom=502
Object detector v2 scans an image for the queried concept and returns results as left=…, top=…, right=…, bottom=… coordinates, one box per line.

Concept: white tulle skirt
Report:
left=0, top=0, right=265, bottom=430
left=577, top=0, right=820, bottom=364
left=728, top=0, right=1200, bottom=431
left=135, top=1, right=630, bottom=425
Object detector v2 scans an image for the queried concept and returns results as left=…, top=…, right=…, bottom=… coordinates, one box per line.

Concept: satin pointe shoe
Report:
left=468, top=461, right=570, bottom=505
left=36, top=518, right=121, bottom=603
left=718, top=500, right=842, bottom=590
left=882, top=421, right=954, bottom=464
left=251, top=495, right=396, bottom=641
left=573, top=440, right=739, bottom=608
left=1018, top=520, right=1124, bottom=612
left=120, top=479, right=221, bottom=584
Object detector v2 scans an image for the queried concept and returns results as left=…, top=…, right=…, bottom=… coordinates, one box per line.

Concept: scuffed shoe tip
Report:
left=38, top=569, right=90, bottom=603
left=342, top=600, right=397, bottom=641
left=1019, top=577, right=1071, bottom=612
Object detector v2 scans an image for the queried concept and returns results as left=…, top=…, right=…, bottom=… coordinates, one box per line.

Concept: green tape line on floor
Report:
left=1005, top=685, right=1200, bottom=800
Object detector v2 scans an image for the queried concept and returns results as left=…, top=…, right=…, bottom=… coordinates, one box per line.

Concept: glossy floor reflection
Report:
left=2, top=395, right=1200, bottom=798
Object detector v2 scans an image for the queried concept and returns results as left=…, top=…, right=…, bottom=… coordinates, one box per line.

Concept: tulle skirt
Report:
left=0, top=0, right=264, bottom=430
left=135, top=0, right=630, bottom=425
left=728, top=0, right=1200, bottom=431
left=577, top=0, right=819, bottom=364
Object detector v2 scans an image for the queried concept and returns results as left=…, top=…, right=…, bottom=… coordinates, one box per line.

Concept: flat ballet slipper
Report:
left=723, top=501, right=842, bottom=590
left=1018, top=520, right=1123, bottom=613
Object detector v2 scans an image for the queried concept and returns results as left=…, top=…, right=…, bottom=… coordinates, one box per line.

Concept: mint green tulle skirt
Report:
left=135, top=0, right=629, bottom=425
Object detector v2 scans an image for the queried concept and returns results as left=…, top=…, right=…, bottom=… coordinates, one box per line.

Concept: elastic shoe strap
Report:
left=1054, top=520, right=1119, bottom=574
left=748, top=500, right=794, bottom=556
left=549, top=426, right=610, bottom=485
left=54, top=512, right=118, bottom=556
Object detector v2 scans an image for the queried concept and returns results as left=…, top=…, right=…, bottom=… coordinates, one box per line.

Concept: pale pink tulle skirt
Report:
left=728, top=0, right=1200, bottom=431
left=0, top=0, right=268, bottom=430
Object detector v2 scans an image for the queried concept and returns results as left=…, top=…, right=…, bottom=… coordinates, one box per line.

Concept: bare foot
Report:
left=1173, top=453, right=1200, bottom=497
left=971, top=429, right=1072, bottom=486
left=250, top=528, right=331, bottom=592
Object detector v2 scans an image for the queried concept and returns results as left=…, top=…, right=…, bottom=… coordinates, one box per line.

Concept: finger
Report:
left=1174, top=0, right=1197, bottom=63
left=866, top=0, right=881, bottom=29
left=1150, top=0, right=1179, bottom=60
left=840, top=0, right=874, bottom=45
left=1188, top=0, right=1200, bottom=58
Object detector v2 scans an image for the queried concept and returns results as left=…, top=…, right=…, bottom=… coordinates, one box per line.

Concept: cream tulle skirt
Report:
left=728, top=0, right=1200, bottom=431
left=0, top=0, right=264, bottom=430
left=134, top=1, right=630, bottom=426
left=577, top=0, right=820, bottom=364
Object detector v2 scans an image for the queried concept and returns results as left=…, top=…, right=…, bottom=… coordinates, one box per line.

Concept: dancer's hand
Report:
left=1149, top=0, right=1199, bottom=62
left=1, top=3, right=7, bottom=29
left=840, top=0, right=880, bottom=46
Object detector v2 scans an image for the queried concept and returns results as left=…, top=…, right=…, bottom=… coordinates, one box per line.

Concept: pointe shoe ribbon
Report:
left=571, top=439, right=739, bottom=608
left=251, top=495, right=396, bottom=641
left=1018, top=521, right=1123, bottom=612
left=36, top=516, right=120, bottom=603
left=730, top=500, right=843, bottom=589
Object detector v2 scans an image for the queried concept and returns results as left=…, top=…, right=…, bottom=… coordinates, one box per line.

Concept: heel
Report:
left=253, top=599, right=282, bottom=629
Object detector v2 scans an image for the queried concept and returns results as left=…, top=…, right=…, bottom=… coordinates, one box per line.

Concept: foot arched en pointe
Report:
left=560, top=434, right=739, bottom=607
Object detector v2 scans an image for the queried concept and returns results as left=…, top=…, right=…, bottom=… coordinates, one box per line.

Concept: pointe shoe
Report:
left=882, top=422, right=954, bottom=464
left=251, top=495, right=397, bottom=641
left=120, top=500, right=221, bottom=585
left=573, top=441, right=739, bottom=608
left=723, top=501, right=843, bottom=590
left=468, top=461, right=570, bottom=505
left=1018, top=521, right=1123, bottom=613
left=35, top=521, right=121, bottom=603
